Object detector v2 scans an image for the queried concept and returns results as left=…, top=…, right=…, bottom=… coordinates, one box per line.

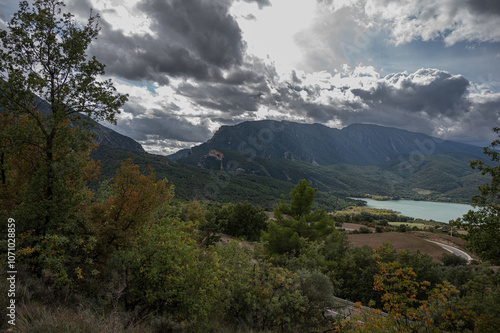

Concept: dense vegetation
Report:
left=452, top=127, right=500, bottom=265
left=0, top=1, right=499, bottom=332
left=173, top=120, right=488, bottom=203
left=174, top=145, right=487, bottom=204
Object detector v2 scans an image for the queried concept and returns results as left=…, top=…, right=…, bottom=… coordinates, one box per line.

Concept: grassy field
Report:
left=348, top=232, right=449, bottom=262
left=388, top=221, right=429, bottom=229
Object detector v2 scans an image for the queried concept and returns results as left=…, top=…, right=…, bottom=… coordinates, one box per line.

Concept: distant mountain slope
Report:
left=166, top=120, right=488, bottom=202
left=167, top=144, right=485, bottom=202
left=173, top=120, right=483, bottom=167
left=89, top=145, right=309, bottom=207
left=88, top=120, right=145, bottom=152
left=0, top=90, right=145, bottom=152
left=167, top=148, right=190, bottom=162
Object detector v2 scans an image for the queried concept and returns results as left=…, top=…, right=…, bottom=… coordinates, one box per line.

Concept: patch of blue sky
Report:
left=116, top=77, right=157, bottom=94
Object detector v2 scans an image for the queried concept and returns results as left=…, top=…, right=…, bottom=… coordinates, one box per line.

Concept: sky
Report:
left=1, top=0, right=500, bottom=154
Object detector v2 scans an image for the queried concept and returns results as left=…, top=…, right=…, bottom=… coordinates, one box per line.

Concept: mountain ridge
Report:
left=172, top=120, right=483, bottom=167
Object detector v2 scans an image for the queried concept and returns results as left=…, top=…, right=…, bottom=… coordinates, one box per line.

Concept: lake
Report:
left=351, top=198, right=476, bottom=223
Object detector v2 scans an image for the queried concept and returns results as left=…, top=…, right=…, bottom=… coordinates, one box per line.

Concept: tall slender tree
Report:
left=0, top=0, right=127, bottom=234
left=452, top=127, right=500, bottom=265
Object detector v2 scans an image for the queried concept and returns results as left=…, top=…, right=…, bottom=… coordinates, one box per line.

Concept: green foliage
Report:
left=338, top=244, right=475, bottom=332
left=263, top=179, right=339, bottom=258
left=333, top=242, right=443, bottom=308
left=0, top=0, right=126, bottom=236
left=262, top=220, right=304, bottom=256
left=452, top=127, right=500, bottom=264
left=287, top=179, right=317, bottom=219
left=89, top=158, right=173, bottom=263
left=215, top=241, right=333, bottom=332
left=451, top=266, right=500, bottom=331
left=206, top=201, right=268, bottom=241
left=0, top=0, right=161, bottom=282
left=124, top=220, right=220, bottom=328
left=441, top=252, right=468, bottom=267
left=295, top=269, right=336, bottom=325
left=0, top=0, right=127, bottom=123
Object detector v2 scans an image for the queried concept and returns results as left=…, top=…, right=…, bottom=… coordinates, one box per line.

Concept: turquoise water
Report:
left=351, top=198, right=476, bottom=223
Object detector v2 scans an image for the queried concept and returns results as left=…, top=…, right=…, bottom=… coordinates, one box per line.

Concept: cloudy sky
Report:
left=2, top=0, right=500, bottom=154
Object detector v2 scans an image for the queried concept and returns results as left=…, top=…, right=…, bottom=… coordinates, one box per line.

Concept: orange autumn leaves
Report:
left=339, top=243, right=475, bottom=332
left=89, top=159, right=174, bottom=258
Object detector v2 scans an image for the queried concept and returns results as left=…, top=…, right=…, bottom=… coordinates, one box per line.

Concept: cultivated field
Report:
left=388, top=222, right=429, bottom=229
left=348, top=232, right=449, bottom=262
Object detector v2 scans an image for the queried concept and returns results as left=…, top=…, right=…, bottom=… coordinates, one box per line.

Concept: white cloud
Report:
left=362, top=0, right=500, bottom=45
left=4, top=0, right=498, bottom=154
left=230, top=0, right=317, bottom=74
left=90, top=0, right=154, bottom=37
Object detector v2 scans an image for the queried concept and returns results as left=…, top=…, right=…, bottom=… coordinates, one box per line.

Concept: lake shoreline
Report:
left=349, top=197, right=476, bottom=223
left=352, top=196, right=474, bottom=205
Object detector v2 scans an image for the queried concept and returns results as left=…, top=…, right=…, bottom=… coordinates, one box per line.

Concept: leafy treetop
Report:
left=452, top=127, right=500, bottom=265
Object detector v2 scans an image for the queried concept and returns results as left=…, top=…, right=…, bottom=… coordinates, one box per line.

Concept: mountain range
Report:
left=6, top=90, right=486, bottom=206
left=170, top=120, right=483, bottom=167
left=84, top=118, right=488, bottom=205
left=160, top=120, right=486, bottom=204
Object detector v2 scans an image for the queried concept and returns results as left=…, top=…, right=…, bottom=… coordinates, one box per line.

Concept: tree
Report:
left=0, top=0, right=127, bottom=234
left=89, top=159, right=173, bottom=263
left=215, top=241, right=314, bottom=332
left=262, top=179, right=338, bottom=257
left=276, top=179, right=317, bottom=219
left=452, top=127, right=500, bottom=264
left=124, top=220, right=220, bottom=329
left=206, top=201, right=268, bottom=241
left=337, top=244, right=475, bottom=333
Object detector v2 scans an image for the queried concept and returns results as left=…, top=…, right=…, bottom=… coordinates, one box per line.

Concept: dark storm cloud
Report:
left=172, top=55, right=274, bottom=114
left=351, top=69, right=470, bottom=119
left=80, top=0, right=254, bottom=84
left=90, top=24, right=223, bottom=85
left=468, top=94, right=500, bottom=129
left=118, top=107, right=212, bottom=143
left=259, top=67, right=493, bottom=143
left=138, top=0, right=244, bottom=69
left=264, top=79, right=363, bottom=124
left=177, top=80, right=268, bottom=114
left=466, top=0, right=500, bottom=16
left=80, top=0, right=277, bottom=115
left=66, top=0, right=94, bottom=17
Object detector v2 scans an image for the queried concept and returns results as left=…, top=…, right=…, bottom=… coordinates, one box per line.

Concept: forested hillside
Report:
left=170, top=120, right=488, bottom=203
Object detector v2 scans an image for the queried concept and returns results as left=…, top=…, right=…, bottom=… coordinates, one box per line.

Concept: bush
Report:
left=398, top=224, right=408, bottom=232
left=359, top=226, right=372, bottom=234
left=207, top=201, right=268, bottom=241
left=441, top=252, right=468, bottom=266
left=378, top=219, right=389, bottom=226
